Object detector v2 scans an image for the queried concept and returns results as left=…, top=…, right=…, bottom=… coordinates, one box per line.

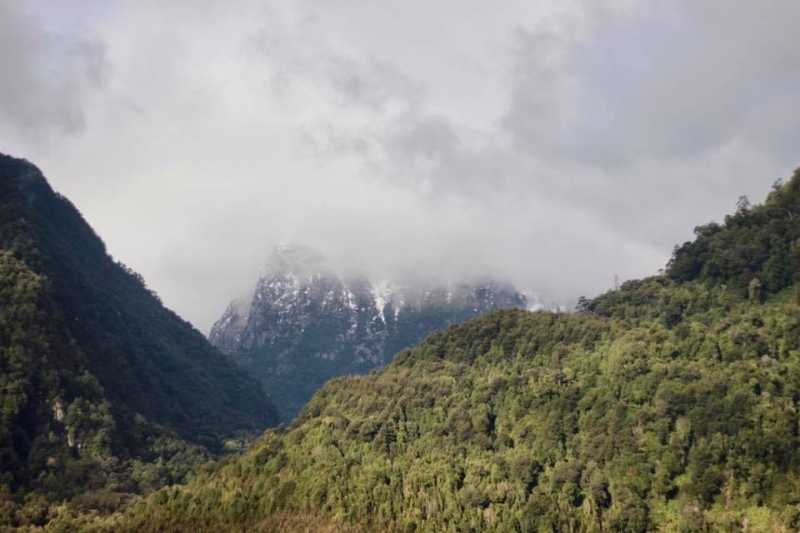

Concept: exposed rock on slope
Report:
left=210, top=244, right=535, bottom=421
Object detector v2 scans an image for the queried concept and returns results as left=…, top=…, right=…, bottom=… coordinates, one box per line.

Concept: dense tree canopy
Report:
left=667, top=169, right=800, bottom=298
left=67, top=170, right=800, bottom=532
left=89, top=288, right=800, bottom=532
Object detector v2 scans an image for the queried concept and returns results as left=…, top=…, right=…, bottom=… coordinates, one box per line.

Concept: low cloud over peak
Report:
left=1, top=0, right=797, bottom=330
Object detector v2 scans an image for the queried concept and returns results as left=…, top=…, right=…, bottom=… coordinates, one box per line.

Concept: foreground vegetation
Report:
left=88, top=292, right=800, bottom=532
left=61, top=169, right=800, bottom=532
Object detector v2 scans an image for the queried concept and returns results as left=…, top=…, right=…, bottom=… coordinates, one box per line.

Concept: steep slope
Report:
left=100, top=169, right=800, bottom=532
left=209, top=244, right=531, bottom=422
left=0, top=153, right=278, bottom=526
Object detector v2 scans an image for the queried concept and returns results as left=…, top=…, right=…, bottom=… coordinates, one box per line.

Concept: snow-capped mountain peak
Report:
left=209, top=244, right=550, bottom=422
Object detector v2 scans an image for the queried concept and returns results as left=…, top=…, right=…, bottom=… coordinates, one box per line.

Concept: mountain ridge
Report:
left=209, top=243, right=540, bottom=422
left=0, top=152, right=279, bottom=527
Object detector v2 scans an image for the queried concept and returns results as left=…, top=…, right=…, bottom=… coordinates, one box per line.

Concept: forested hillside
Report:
left=0, top=153, right=278, bottom=529
left=667, top=176, right=800, bottom=297
left=77, top=170, right=800, bottom=532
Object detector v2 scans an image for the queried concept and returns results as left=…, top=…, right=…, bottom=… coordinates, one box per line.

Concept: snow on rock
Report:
left=209, top=243, right=556, bottom=423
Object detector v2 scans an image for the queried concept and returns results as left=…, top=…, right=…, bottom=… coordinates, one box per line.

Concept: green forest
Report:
left=33, top=169, right=797, bottom=532
left=4, top=149, right=800, bottom=532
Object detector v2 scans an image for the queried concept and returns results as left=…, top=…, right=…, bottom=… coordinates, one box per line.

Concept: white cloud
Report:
left=0, top=0, right=108, bottom=138
left=0, top=0, right=797, bottom=331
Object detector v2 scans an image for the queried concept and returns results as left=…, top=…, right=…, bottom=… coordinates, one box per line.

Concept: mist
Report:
left=1, top=0, right=798, bottom=331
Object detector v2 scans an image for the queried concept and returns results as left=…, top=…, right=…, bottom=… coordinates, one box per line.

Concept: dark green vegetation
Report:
left=0, top=154, right=278, bottom=529
left=73, top=169, right=800, bottom=532
left=667, top=179, right=800, bottom=299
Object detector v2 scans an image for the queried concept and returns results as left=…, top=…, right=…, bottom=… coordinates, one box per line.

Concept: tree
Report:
left=575, top=296, right=594, bottom=313
left=736, top=195, right=751, bottom=213
left=748, top=278, right=762, bottom=303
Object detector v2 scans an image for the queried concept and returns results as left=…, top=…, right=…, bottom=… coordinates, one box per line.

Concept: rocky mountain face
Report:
left=209, top=245, right=537, bottom=422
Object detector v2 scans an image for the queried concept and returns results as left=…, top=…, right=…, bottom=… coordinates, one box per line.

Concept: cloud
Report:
left=488, top=0, right=800, bottom=250
left=0, top=1, right=108, bottom=139
left=504, top=0, right=800, bottom=167
left=0, top=0, right=797, bottom=331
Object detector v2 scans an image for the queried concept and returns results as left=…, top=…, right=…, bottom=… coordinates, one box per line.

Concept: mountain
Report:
left=0, top=153, right=279, bottom=526
left=209, top=244, right=533, bottom=422
left=97, top=168, right=800, bottom=532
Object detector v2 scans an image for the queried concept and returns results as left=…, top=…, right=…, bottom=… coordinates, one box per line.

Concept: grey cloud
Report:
left=325, top=58, right=424, bottom=112
left=1, top=0, right=797, bottom=331
left=463, top=0, right=800, bottom=254
left=240, top=0, right=799, bottom=297
left=253, top=12, right=424, bottom=113
left=0, top=1, right=108, bottom=138
left=503, top=0, right=800, bottom=168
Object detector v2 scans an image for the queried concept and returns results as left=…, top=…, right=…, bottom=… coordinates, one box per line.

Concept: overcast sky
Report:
left=1, top=0, right=799, bottom=332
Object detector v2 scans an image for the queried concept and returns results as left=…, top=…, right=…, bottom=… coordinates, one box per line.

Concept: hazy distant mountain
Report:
left=210, top=244, right=544, bottom=422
